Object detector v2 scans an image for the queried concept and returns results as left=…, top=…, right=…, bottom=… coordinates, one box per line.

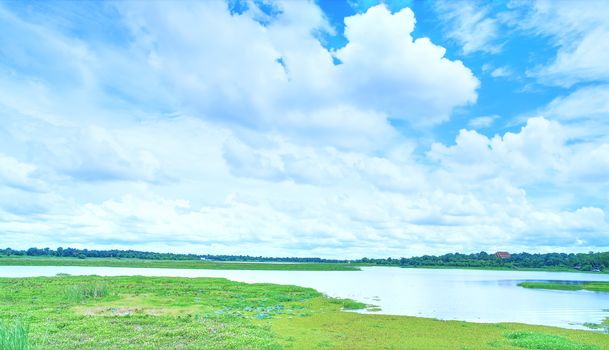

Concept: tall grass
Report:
left=0, top=319, right=31, bottom=350
left=65, top=283, right=110, bottom=303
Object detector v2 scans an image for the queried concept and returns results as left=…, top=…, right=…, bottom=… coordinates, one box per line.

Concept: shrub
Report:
left=328, top=297, right=366, bottom=310
left=0, top=319, right=31, bottom=350
left=65, top=283, right=110, bottom=303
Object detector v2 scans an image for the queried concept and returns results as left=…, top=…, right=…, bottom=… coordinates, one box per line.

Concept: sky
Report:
left=1, top=0, right=609, bottom=258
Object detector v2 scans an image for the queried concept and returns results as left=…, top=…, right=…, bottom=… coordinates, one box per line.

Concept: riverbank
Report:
left=0, top=256, right=359, bottom=271
left=1, top=275, right=608, bottom=349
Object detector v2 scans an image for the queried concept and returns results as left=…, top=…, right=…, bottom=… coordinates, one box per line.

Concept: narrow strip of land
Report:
left=519, top=281, right=609, bottom=292
left=0, top=256, right=359, bottom=271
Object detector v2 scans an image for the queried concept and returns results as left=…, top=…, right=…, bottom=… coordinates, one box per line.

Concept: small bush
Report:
left=505, top=331, right=601, bottom=350
left=328, top=297, right=366, bottom=310
left=0, top=319, right=31, bottom=350
left=65, top=283, right=110, bottom=303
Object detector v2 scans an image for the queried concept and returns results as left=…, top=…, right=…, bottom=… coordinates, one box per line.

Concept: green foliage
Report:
left=505, top=331, right=601, bottom=350
left=392, top=251, right=609, bottom=272
left=0, top=319, right=31, bottom=350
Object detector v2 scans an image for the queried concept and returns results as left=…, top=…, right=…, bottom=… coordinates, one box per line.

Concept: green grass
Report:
left=271, top=309, right=609, bottom=350
left=0, top=256, right=359, bottom=271
left=0, top=319, right=32, bottom=350
left=518, top=282, right=609, bottom=293
left=1, top=275, right=608, bottom=349
left=505, top=332, right=601, bottom=350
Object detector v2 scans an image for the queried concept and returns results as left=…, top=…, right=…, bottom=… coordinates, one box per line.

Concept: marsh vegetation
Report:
left=1, top=275, right=608, bottom=349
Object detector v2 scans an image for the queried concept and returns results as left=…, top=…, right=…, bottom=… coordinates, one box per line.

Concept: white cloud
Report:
left=468, top=115, right=498, bottom=129
left=2, top=171, right=605, bottom=257
left=335, top=5, right=479, bottom=124
left=223, top=137, right=286, bottom=182
left=117, top=2, right=478, bottom=133
left=0, top=154, right=46, bottom=192
left=222, top=134, right=427, bottom=192
left=568, top=144, right=609, bottom=183
left=429, top=117, right=568, bottom=184
left=278, top=105, right=396, bottom=150
left=430, top=116, right=609, bottom=189
left=543, top=84, right=609, bottom=122
left=59, top=126, right=165, bottom=182
left=435, top=0, right=501, bottom=54
left=532, top=84, right=609, bottom=142
left=512, top=0, right=609, bottom=86
left=490, top=66, right=512, bottom=78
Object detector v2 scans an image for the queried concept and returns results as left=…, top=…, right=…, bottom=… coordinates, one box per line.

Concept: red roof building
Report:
left=495, top=251, right=511, bottom=259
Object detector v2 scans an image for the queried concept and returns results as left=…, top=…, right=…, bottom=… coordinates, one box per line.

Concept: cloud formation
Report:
left=434, top=0, right=501, bottom=54
left=511, top=0, right=609, bottom=87
left=0, top=1, right=608, bottom=257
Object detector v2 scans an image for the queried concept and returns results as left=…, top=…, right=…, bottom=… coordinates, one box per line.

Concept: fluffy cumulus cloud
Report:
left=334, top=5, right=479, bottom=124
left=429, top=118, right=569, bottom=185
left=430, top=117, right=609, bottom=186
left=117, top=1, right=478, bottom=132
left=0, top=0, right=608, bottom=257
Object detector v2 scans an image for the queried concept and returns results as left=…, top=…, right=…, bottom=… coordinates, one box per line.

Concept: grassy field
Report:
left=1, top=275, right=608, bottom=349
left=0, top=256, right=359, bottom=271
left=518, top=281, right=609, bottom=293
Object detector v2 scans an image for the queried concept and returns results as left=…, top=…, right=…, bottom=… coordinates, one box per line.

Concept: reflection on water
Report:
left=1, top=265, right=609, bottom=330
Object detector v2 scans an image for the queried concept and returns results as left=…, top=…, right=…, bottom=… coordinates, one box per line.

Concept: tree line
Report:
left=358, top=251, right=608, bottom=272
left=0, top=247, right=347, bottom=263
left=0, top=247, right=200, bottom=260
left=1, top=247, right=607, bottom=271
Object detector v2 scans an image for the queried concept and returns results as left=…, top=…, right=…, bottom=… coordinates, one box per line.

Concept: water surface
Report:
left=2, top=265, right=609, bottom=330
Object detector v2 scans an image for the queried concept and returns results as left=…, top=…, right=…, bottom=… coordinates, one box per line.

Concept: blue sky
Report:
left=1, top=0, right=609, bottom=258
